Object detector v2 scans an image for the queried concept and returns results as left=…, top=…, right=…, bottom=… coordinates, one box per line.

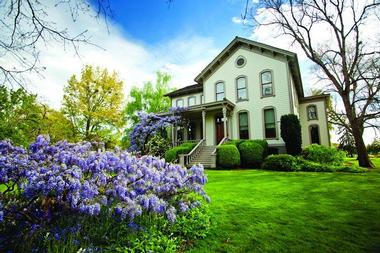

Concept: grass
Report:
left=189, top=160, right=380, bottom=252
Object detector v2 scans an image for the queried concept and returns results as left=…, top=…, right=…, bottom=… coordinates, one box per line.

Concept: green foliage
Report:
left=367, top=139, right=380, bottom=155
left=252, top=139, right=268, bottom=158
left=223, top=139, right=245, bottom=147
left=216, top=145, right=240, bottom=168
left=296, top=157, right=367, bottom=173
left=123, top=71, right=173, bottom=129
left=164, top=143, right=196, bottom=163
left=280, top=114, right=302, bottom=155
left=39, top=107, right=77, bottom=143
left=0, top=85, right=42, bottom=146
left=9, top=205, right=210, bottom=253
left=302, top=144, right=346, bottom=165
left=145, top=134, right=171, bottom=157
left=238, top=141, right=264, bottom=167
left=62, top=65, right=123, bottom=143
left=261, top=154, right=299, bottom=171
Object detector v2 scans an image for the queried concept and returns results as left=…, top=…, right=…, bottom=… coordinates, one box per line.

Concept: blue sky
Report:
left=108, top=0, right=252, bottom=48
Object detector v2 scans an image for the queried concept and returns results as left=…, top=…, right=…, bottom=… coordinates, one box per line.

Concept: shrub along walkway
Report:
left=189, top=168, right=380, bottom=253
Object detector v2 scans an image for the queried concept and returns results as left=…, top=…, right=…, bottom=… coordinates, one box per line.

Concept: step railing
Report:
left=210, top=137, right=229, bottom=168
left=178, top=139, right=205, bottom=167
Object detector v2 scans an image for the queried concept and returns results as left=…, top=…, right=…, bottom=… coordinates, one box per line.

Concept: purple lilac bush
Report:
left=0, top=135, right=209, bottom=227
left=129, top=107, right=187, bottom=153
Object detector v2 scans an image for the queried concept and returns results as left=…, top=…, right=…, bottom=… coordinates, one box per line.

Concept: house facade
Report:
left=165, top=37, right=330, bottom=159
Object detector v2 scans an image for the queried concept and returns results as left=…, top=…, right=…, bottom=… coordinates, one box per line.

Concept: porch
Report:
left=171, top=99, right=235, bottom=147
left=170, top=99, right=235, bottom=168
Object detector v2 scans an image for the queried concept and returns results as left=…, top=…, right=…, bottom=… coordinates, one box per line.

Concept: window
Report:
left=200, top=94, right=204, bottom=104
left=307, top=105, right=318, bottom=120
left=261, top=71, right=273, bottom=96
left=216, top=82, right=225, bottom=101
left=264, top=108, right=276, bottom=138
left=188, top=96, right=196, bottom=106
left=238, top=112, right=249, bottom=139
left=235, top=56, right=246, bottom=68
left=236, top=77, right=248, bottom=100
left=310, top=125, right=320, bottom=144
left=176, top=99, right=184, bottom=107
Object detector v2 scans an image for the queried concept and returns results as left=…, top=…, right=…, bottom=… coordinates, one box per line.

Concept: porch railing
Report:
left=179, top=139, right=205, bottom=167
left=211, top=137, right=229, bottom=155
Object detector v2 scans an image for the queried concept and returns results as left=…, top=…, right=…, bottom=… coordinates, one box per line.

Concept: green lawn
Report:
left=190, top=168, right=380, bottom=252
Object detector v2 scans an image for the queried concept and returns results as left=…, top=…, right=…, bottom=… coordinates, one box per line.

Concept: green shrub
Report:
left=262, top=154, right=299, bottom=171
left=302, top=144, right=346, bottom=165
left=238, top=141, right=264, bottom=167
left=297, top=158, right=327, bottom=172
left=217, top=145, right=240, bottom=168
left=334, top=164, right=368, bottom=173
left=145, top=134, right=171, bottom=157
left=252, top=139, right=269, bottom=158
left=223, top=139, right=245, bottom=147
left=164, top=143, right=196, bottom=163
left=280, top=114, right=302, bottom=155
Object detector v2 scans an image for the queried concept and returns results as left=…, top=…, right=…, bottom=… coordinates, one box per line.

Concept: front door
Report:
left=215, top=116, right=224, bottom=144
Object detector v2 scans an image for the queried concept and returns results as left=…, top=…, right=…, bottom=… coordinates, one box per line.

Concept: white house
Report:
left=164, top=37, right=330, bottom=167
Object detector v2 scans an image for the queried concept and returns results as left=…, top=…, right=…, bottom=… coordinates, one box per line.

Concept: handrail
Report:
left=185, top=139, right=205, bottom=166
left=211, top=137, right=229, bottom=155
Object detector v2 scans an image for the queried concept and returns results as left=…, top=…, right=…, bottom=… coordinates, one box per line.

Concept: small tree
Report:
left=280, top=114, right=302, bottom=155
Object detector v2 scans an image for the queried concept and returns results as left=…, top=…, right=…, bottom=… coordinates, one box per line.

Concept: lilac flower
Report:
left=0, top=135, right=209, bottom=225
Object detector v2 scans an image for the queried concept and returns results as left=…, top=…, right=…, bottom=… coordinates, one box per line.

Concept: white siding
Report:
left=299, top=99, right=330, bottom=147
left=203, top=46, right=293, bottom=146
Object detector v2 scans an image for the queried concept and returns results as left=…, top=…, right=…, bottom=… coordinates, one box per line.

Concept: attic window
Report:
left=235, top=56, right=246, bottom=68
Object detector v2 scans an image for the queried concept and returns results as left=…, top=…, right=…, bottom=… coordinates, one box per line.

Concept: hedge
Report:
left=238, top=141, right=264, bottom=167
left=302, top=144, right=346, bottom=165
left=216, top=145, right=240, bottom=168
left=164, top=143, right=196, bottom=163
left=261, top=154, right=299, bottom=171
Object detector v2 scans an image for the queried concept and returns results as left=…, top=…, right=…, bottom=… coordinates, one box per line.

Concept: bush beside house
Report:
left=164, top=143, right=196, bottom=163
left=216, top=145, right=240, bottom=168
left=280, top=114, right=302, bottom=156
left=238, top=141, right=264, bottom=167
left=262, top=154, right=299, bottom=171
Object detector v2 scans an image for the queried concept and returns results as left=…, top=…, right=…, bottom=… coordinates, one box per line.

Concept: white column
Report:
left=171, top=124, right=175, bottom=146
left=223, top=106, right=227, bottom=138
left=202, top=110, right=206, bottom=140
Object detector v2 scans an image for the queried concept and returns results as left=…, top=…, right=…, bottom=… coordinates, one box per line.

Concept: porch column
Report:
left=202, top=110, right=206, bottom=140
left=171, top=124, right=175, bottom=146
left=222, top=106, right=227, bottom=138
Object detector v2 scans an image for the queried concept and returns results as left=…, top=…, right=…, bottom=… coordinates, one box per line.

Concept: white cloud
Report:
left=232, top=16, right=248, bottom=25
left=11, top=3, right=219, bottom=109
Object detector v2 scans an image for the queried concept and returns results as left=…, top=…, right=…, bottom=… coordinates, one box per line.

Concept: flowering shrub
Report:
left=128, top=107, right=186, bottom=154
left=0, top=135, right=209, bottom=251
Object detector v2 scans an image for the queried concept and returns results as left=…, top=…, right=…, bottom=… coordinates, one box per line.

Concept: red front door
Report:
left=215, top=116, right=224, bottom=144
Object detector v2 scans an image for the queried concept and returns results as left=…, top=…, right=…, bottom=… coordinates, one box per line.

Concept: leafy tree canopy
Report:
left=62, top=65, right=124, bottom=144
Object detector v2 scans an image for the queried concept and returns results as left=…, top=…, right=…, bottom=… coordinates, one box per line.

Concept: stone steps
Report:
left=188, top=145, right=216, bottom=168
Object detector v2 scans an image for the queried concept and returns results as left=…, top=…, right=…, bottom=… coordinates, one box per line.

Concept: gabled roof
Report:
left=164, top=83, right=203, bottom=98
left=195, top=36, right=305, bottom=98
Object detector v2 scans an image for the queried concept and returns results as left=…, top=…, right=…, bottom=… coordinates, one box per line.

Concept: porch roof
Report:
left=160, top=99, right=235, bottom=118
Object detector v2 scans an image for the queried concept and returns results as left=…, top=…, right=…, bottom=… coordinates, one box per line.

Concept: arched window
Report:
left=260, top=70, right=274, bottom=96
left=188, top=96, right=196, bottom=106
left=307, top=105, right=318, bottom=120
left=238, top=111, right=249, bottom=139
left=236, top=76, right=248, bottom=101
left=310, top=125, right=320, bottom=144
left=263, top=107, right=277, bottom=139
left=215, top=82, right=225, bottom=101
left=176, top=99, right=184, bottom=107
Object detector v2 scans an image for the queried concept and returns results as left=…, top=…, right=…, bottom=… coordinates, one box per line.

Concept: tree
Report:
left=337, top=126, right=356, bottom=157
left=62, top=65, right=123, bottom=143
left=248, top=0, right=380, bottom=167
left=39, top=106, right=77, bottom=144
left=0, top=0, right=112, bottom=86
left=280, top=114, right=302, bottom=155
left=124, top=71, right=173, bottom=127
left=0, top=85, right=42, bottom=146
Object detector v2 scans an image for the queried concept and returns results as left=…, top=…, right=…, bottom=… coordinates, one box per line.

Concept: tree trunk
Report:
left=342, top=96, right=373, bottom=168
left=351, top=121, right=373, bottom=168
